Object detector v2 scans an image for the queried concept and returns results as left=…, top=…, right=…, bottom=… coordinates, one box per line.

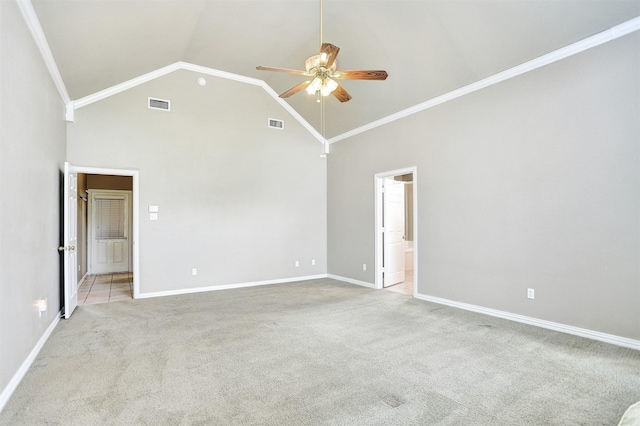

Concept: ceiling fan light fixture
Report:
left=306, top=77, right=323, bottom=95
left=321, top=78, right=338, bottom=96
left=305, top=55, right=337, bottom=73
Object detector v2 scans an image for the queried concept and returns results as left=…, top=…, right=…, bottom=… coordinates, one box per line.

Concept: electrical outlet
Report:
left=527, top=288, right=535, bottom=299
left=295, top=260, right=299, bottom=267
left=311, top=259, right=316, bottom=266
left=363, top=264, right=367, bottom=271
left=192, top=268, right=197, bottom=276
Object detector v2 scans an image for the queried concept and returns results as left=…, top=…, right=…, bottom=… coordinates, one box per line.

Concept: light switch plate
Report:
left=148, top=205, right=159, bottom=213
left=150, top=213, right=158, bottom=221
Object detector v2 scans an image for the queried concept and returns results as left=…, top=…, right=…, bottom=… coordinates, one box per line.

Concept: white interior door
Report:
left=62, top=162, right=78, bottom=319
left=89, top=191, right=130, bottom=274
left=383, top=178, right=405, bottom=287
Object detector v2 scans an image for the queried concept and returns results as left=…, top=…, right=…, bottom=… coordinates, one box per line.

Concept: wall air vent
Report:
left=268, top=118, right=284, bottom=130
left=148, top=97, right=170, bottom=111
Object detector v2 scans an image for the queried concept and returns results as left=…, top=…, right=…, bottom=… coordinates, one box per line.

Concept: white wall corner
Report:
left=65, top=102, right=74, bottom=122
left=328, top=274, right=375, bottom=288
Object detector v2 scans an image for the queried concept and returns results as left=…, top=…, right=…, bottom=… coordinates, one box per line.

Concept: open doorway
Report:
left=375, top=167, right=417, bottom=295
left=75, top=169, right=139, bottom=306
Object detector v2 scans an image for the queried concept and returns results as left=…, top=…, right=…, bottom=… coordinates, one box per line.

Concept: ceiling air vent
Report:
left=268, top=118, right=284, bottom=130
left=148, top=97, right=170, bottom=111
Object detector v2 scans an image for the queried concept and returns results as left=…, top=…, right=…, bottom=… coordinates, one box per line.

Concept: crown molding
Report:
left=21, top=0, right=637, bottom=147
left=327, top=15, right=640, bottom=145
left=72, top=62, right=181, bottom=109
left=71, top=61, right=325, bottom=144
left=16, top=0, right=70, bottom=105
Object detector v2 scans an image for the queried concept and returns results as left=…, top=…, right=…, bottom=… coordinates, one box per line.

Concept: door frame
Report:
left=74, top=166, right=140, bottom=299
left=87, top=189, right=132, bottom=275
left=62, top=162, right=78, bottom=318
left=374, top=166, right=418, bottom=294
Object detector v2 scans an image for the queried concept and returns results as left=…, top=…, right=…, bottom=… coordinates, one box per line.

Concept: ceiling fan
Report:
left=256, top=1, right=388, bottom=103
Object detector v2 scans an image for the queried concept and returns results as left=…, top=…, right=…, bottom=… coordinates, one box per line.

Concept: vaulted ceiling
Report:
left=32, top=0, right=640, bottom=139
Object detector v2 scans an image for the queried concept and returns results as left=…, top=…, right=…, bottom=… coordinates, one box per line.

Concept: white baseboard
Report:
left=0, top=312, right=61, bottom=413
left=137, top=274, right=330, bottom=299
left=414, top=293, right=640, bottom=351
left=327, top=274, right=375, bottom=288
left=77, top=272, right=88, bottom=288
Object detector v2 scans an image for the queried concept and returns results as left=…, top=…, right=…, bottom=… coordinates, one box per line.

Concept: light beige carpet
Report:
left=1, top=278, right=639, bottom=425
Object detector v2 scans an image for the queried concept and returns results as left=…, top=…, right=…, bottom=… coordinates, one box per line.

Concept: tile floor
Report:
left=78, top=272, right=133, bottom=305
left=385, top=270, right=414, bottom=295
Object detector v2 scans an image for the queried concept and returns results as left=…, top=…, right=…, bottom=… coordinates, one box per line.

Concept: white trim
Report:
left=137, top=274, right=329, bottom=299
left=179, top=61, right=265, bottom=87
left=77, top=272, right=88, bottom=288
left=73, top=166, right=140, bottom=299
left=65, top=101, right=74, bottom=122
left=19, top=2, right=638, bottom=147
left=16, top=0, right=71, bottom=105
left=73, top=63, right=182, bottom=109
left=327, top=274, right=375, bottom=289
left=258, top=80, right=325, bottom=144
left=374, top=167, right=418, bottom=293
left=71, top=62, right=326, bottom=145
left=0, top=312, right=60, bottom=413
left=414, top=293, right=640, bottom=351
left=327, top=16, right=640, bottom=145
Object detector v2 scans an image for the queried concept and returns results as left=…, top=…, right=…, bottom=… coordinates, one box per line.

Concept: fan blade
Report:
left=335, top=70, right=388, bottom=80
left=279, top=81, right=311, bottom=98
left=320, top=43, right=340, bottom=68
left=332, top=84, right=352, bottom=103
left=256, top=66, right=307, bottom=75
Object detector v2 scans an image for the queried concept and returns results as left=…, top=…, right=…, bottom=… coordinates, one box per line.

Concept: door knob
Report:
left=58, top=246, right=65, bottom=252
left=58, top=246, right=76, bottom=252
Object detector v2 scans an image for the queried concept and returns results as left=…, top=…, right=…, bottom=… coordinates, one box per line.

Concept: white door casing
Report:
left=89, top=190, right=131, bottom=274
left=383, top=178, right=405, bottom=287
left=375, top=167, right=417, bottom=293
left=63, top=162, right=78, bottom=319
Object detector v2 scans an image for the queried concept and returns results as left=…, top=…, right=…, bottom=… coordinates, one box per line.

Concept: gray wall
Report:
left=0, top=0, right=67, bottom=399
left=328, top=33, right=640, bottom=340
left=67, top=70, right=327, bottom=294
